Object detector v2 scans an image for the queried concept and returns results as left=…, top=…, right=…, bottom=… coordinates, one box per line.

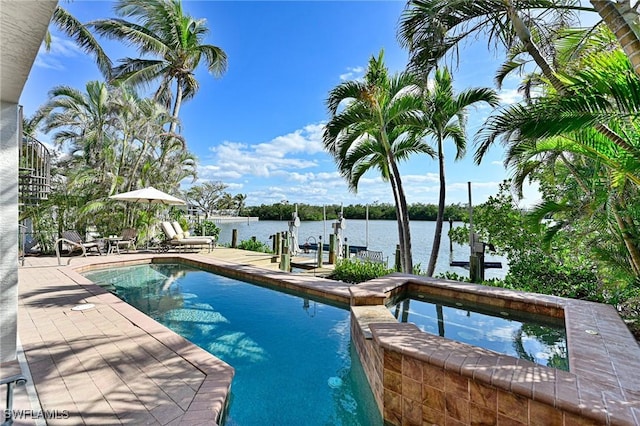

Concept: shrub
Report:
left=237, top=238, right=272, bottom=253
left=504, top=254, right=602, bottom=301
left=192, top=220, right=220, bottom=239
left=329, top=258, right=394, bottom=284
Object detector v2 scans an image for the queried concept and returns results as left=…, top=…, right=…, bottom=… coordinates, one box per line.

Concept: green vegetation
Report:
left=236, top=239, right=272, bottom=253
left=245, top=202, right=469, bottom=221
left=329, top=258, right=394, bottom=284
left=192, top=220, right=221, bottom=239
left=21, top=0, right=229, bottom=247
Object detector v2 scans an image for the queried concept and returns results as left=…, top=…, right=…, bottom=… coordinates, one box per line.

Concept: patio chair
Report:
left=60, top=230, right=102, bottom=255
left=107, top=228, right=137, bottom=254
left=160, top=222, right=213, bottom=252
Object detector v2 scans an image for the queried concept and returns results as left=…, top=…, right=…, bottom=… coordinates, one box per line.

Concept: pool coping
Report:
left=350, top=273, right=640, bottom=425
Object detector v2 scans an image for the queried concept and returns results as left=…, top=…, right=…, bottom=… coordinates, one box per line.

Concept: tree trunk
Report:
left=506, top=5, right=565, bottom=91
left=591, top=0, right=640, bottom=80
left=169, top=78, right=183, bottom=136
left=389, top=156, right=414, bottom=273
left=612, top=202, right=640, bottom=275
left=388, top=168, right=409, bottom=272
left=426, top=136, right=446, bottom=277
left=128, top=139, right=147, bottom=191
left=378, top=106, right=413, bottom=273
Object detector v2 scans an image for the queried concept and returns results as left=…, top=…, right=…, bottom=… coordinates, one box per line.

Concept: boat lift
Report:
left=450, top=182, right=502, bottom=282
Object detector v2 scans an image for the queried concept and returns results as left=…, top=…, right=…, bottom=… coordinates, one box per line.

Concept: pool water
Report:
left=389, top=293, right=569, bottom=371
left=84, top=264, right=382, bottom=425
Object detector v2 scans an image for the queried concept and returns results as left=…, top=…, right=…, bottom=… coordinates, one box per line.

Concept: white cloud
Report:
left=193, top=122, right=511, bottom=206
left=34, top=36, right=84, bottom=70
left=448, top=181, right=501, bottom=191
left=201, top=124, right=327, bottom=182
left=517, top=181, right=542, bottom=209
left=339, top=66, right=364, bottom=81
left=498, top=88, right=522, bottom=105
left=491, top=160, right=503, bottom=166
left=255, top=123, right=325, bottom=157
left=404, top=173, right=439, bottom=184
left=225, top=182, right=244, bottom=191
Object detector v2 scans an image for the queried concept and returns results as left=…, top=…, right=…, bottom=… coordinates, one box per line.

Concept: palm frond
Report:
left=52, top=6, right=113, bottom=79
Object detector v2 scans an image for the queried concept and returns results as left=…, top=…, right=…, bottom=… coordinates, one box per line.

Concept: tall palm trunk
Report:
left=389, top=156, right=414, bottom=273
left=506, top=5, right=565, bottom=90
left=426, top=135, right=446, bottom=276
left=612, top=202, right=640, bottom=275
left=169, top=78, right=184, bottom=135
left=591, top=0, right=640, bottom=80
left=378, top=105, right=413, bottom=273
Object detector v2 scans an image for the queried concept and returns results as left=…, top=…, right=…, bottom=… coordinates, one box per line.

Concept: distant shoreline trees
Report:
left=244, top=202, right=469, bottom=222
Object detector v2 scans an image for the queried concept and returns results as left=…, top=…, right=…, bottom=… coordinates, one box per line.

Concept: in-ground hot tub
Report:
left=387, top=291, right=569, bottom=371
left=349, top=273, right=640, bottom=425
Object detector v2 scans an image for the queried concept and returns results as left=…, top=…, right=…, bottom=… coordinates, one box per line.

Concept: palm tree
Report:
left=47, top=5, right=113, bottom=79
left=218, top=193, right=235, bottom=211
left=589, top=1, right=640, bottom=79
left=37, top=81, right=115, bottom=177
left=90, top=0, right=227, bottom=133
left=476, top=48, right=640, bottom=276
left=323, top=50, right=435, bottom=273
left=397, top=0, right=589, bottom=82
left=234, top=193, right=248, bottom=216
left=398, top=1, right=636, bottom=158
left=420, top=67, right=499, bottom=277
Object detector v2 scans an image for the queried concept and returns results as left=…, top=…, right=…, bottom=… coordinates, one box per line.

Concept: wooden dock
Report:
left=198, top=246, right=335, bottom=276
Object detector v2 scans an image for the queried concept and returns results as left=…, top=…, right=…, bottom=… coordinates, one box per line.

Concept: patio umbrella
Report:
left=109, top=186, right=186, bottom=205
left=110, top=186, right=186, bottom=248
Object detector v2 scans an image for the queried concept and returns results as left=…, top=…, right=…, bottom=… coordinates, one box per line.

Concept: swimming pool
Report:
left=388, top=292, right=569, bottom=370
left=84, top=263, right=382, bottom=425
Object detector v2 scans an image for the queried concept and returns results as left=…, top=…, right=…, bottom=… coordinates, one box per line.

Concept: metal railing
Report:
left=19, top=134, right=51, bottom=211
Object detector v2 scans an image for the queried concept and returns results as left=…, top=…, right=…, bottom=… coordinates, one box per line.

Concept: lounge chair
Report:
left=56, top=230, right=102, bottom=265
left=60, top=230, right=102, bottom=255
left=170, top=221, right=217, bottom=246
left=160, top=222, right=213, bottom=252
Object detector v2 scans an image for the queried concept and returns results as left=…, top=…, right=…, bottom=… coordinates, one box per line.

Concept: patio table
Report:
left=106, top=236, right=123, bottom=255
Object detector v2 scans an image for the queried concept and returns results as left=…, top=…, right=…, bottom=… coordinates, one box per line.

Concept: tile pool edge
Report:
left=350, top=273, right=640, bottom=425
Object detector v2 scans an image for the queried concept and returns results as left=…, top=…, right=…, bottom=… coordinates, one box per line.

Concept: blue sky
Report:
left=22, top=0, right=557, bottom=207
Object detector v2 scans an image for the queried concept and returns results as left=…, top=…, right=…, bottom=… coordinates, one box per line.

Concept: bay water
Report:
left=215, top=219, right=507, bottom=280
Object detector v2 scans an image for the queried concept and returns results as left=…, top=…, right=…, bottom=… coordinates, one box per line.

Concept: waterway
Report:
left=215, top=219, right=508, bottom=280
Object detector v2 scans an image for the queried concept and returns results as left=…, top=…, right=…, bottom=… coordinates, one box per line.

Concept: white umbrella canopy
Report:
left=110, top=186, right=186, bottom=249
left=109, top=186, right=186, bottom=205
